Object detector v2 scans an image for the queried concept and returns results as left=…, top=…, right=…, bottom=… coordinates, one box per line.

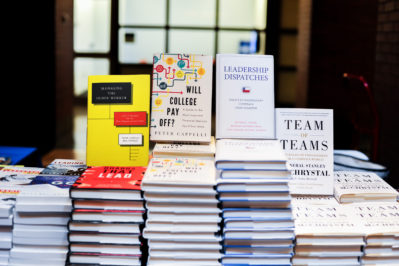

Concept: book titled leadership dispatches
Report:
left=150, top=53, right=213, bottom=143
left=216, top=54, right=275, bottom=139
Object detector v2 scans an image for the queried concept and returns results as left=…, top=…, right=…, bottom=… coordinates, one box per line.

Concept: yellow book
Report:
left=87, top=75, right=150, bottom=167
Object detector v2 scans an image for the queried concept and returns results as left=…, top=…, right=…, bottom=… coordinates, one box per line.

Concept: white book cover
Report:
left=334, top=171, right=399, bottom=203
left=147, top=257, right=221, bottom=266
left=145, top=220, right=219, bottom=232
left=148, top=240, right=221, bottom=250
left=69, top=232, right=140, bottom=245
left=148, top=249, right=222, bottom=259
left=13, top=211, right=69, bottom=225
left=215, top=139, right=288, bottom=170
left=275, top=108, right=334, bottom=195
left=13, top=224, right=68, bottom=239
left=293, top=205, right=365, bottom=237
left=291, top=195, right=339, bottom=206
left=144, top=192, right=218, bottom=203
left=216, top=54, right=275, bottom=139
left=142, top=158, right=217, bottom=187
left=150, top=53, right=213, bottom=143
left=152, top=137, right=215, bottom=159
left=70, top=243, right=141, bottom=256
left=69, top=222, right=140, bottom=234
left=69, top=254, right=140, bottom=266
left=148, top=212, right=222, bottom=223
left=10, top=245, right=68, bottom=260
left=348, top=202, right=399, bottom=236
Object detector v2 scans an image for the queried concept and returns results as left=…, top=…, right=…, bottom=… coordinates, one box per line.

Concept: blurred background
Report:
left=1, top=0, right=398, bottom=186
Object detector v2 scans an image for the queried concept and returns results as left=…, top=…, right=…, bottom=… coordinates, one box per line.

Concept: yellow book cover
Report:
left=87, top=75, right=150, bottom=167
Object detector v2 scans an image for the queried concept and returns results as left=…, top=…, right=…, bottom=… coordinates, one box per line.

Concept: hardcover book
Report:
left=275, top=108, right=334, bottom=195
left=216, top=54, right=275, bottom=139
left=87, top=75, right=150, bottom=167
left=15, top=175, right=79, bottom=212
left=150, top=53, right=213, bottom=143
left=215, top=139, right=288, bottom=170
left=142, top=158, right=217, bottom=187
left=334, top=171, right=399, bottom=203
left=152, top=137, right=215, bottom=159
left=70, top=166, right=145, bottom=200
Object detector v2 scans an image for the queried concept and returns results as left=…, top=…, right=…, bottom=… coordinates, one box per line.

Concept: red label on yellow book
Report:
left=114, top=112, right=147, bottom=126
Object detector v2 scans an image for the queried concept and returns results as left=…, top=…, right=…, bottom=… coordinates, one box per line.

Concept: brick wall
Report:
left=374, top=0, right=399, bottom=187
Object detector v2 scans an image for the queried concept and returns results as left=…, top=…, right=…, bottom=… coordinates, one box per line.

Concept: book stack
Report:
left=68, top=166, right=146, bottom=266
left=0, top=166, right=44, bottom=266
left=142, top=158, right=222, bottom=266
left=292, top=204, right=365, bottom=266
left=9, top=159, right=86, bottom=266
left=215, top=139, right=294, bottom=266
left=10, top=174, right=79, bottom=266
left=351, top=202, right=399, bottom=265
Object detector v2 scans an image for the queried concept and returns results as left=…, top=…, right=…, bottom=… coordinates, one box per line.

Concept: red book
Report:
left=70, top=166, right=146, bottom=201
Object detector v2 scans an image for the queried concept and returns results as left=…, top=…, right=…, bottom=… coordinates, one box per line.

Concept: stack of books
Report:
left=142, top=158, right=222, bottom=265
left=0, top=185, right=17, bottom=266
left=0, top=166, right=44, bottom=266
left=68, top=166, right=146, bottom=266
left=9, top=160, right=86, bottom=266
left=292, top=204, right=365, bottom=266
left=215, top=139, right=294, bottom=266
left=352, top=202, right=399, bottom=265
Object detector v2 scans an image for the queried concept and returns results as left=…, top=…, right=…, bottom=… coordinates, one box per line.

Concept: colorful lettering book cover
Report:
left=87, top=75, right=150, bottom=167
left=150, top=53, right=213, bottom=143
left=216, top=54, right=275, bottom=139
left=72, top=166, right=145, bottom=190
left=275, top=108, right=333, bottom=195
left=143, top=158, right=217, bottom=187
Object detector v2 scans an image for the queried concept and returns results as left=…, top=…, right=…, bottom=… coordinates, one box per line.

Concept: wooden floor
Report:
left=42, top=105, right=87, bottom=166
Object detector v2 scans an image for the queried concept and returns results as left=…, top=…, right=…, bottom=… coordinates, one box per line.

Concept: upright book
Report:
left=150, top=53, right=213, bottom=143
left=216, top=54, right=275, bottom=139
left=275, top=108, right=334, bottom=195
left=87, top=75, right=150, bottom=167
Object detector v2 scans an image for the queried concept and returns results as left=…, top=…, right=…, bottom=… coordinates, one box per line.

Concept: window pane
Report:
left=119, top=28, right=166, bottom=64
left=169, top=30, right=215, bottom=55
left=281, top=0, right=299, bottom=29
left=278, top=71, right=297, bottom=104
left=169, top=0, right=216, bottom=27
left=218, top=30, right=258, bottom=54
left=74, top=0, right=111, bottom=53
left=279, top=35, right=297, bottom=66
left=219, top=0, right=267, bottom=29
left=74, top=58, right=110, bottom=96
left=119, top=0, right=166, bottom=26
